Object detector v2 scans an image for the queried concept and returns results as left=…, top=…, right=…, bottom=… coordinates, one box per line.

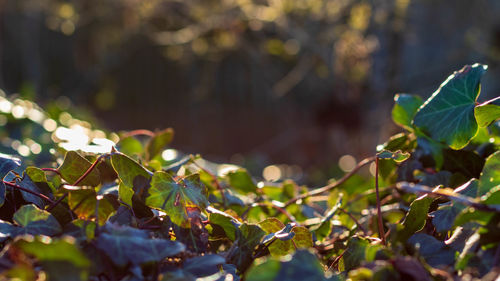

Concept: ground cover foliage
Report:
left=1, top=63, right=500, bottom=280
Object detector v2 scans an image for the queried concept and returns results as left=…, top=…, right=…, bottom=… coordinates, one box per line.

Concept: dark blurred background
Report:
left=1, top=0, right=500, bottom=183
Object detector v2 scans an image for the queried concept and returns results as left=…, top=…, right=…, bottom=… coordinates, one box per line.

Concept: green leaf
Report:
left=413, top=64, right=487, bottom=149
left=0, top=153, right=21, bottom=207
left=182, top=254, right=226, bottom=277
left=475, top=96, right=500, bottom=127
left=111, top=152, right=153, bottom=191
left=117, top=136, right=144, bottom=157
left=311, top=195, right=342, bottom=241
left=8, top=204, right=62, bottom=237
left=226, top=168, right=257, bottom=194
left=67, top=188, right=116, bottom=225
left=145, top=128, right=174, bottom=160
left=208, top=209, right=241, bottom=241
left=341, top=237, right=381, bottom=271
left=407, top=233, right=455, bottom=267
left=478, top=151, right=500, bottom=197
left=58, top=151, right=101, bottom=186
left=397, top=193, right=433, bottom=242
left=259, top=218, right=312, bottom=256
left=226, top=223, right=266, bottom=272
left=392, top=94, right=423, bottom=130
left=15, top=174, right=45, bottom=208
left=96, top=222, right=185, bottom=266
left=146, top=171, right=208, bottom=228
left=377, top=150, right=410, bottom=163
left=246, top=250, right=331, bottom=281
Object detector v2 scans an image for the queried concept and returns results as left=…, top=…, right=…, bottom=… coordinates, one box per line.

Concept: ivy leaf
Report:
left=15, top=173, right=45, bottom=208
left=407, top=233, right=455, bottom=267
left=413, top=64, right=488, bottom=149
left=111, top=152, right=152, bottom=192
left=58, top=151, right=101, bottom=186
left=146, top=171, right=208, bottom=228
left=246, top=250, right=332, bottom=281
left=96, top=222, right=185, bottom=267
left=145, top=128, right=174, bottom=160
left=475, top=96, right=500, bottom=127
left=67, top=187, right=116, bottom=225
left=226, top=223, right=266, bottom=273
left=117, top=136, right=144, bottom=157
left=226, top=168, right=257, bottom=194
left=259, top=218, right=313, bottom=256
left=377, top=150, right=410, bottom=163
left=182, top=254, right=226, bottom=278
left=208, top=208, right=241, bottom=241
left=478, top=151, right=500, bottom=197
left=396, top=193, right=434, bottom=242
left=341, top=237, right=381, bottom=271
left=0, top=204, right=62, bottom=239
left=0, top=153, right=21, bottom=207
left=392, top=94, right=423, bottom=130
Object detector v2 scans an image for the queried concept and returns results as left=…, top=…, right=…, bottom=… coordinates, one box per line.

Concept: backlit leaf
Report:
left=146, top=171, right=208, bottom=228
left=226, top=168, right=257, bottom=194
left=145, top=128, right=174, bottom=160
left=413, top=64, right=487, bottom=149
left=0, top=153, right=21, bottom=207
left=474, top=96, right=500, bottom=127
left=392, top=94, right=423, bottom=130
left=58, top=151, right=101, bottom=186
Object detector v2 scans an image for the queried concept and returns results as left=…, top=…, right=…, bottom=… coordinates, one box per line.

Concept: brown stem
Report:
left=120, top=129, right=155, bottom=139
left=46, top=192, right=68, bottom=212
left=73, top=154, right=108, bottom=186
left=40, top=168, right=62, bottom=176
left=3, top=181, right=56, bottom=205
left=375, top=157, right=386, bottom=245
left=284, top=156, right=375, bottom=207
left=338, top=207, right=367, bottom=235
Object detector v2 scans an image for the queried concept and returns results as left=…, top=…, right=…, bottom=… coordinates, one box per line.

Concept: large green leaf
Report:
left=392, top=94, right=423, bottom=130
left=111, top=152, right=152, bottom=191
left=226, top=223, right=266, bottom=272
left=145, top=128, right=174, bottom=160
left=58, top=151, right=101, bottom=186
left=146, top=171, right=208, bottom=228
left=0, top=153, right=21, bottom=207
left=96, top=223, right=185, bottom=267
left=474, top=96, right=500, bottom=127
left=413, top=64, right=487, bottom=149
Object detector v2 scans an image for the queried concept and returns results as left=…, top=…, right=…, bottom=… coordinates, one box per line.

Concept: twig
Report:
left=46, top=192, right=68, bottom=212
left=73, top=154, right=109, bottom=186
left=40, top=168, right=61, bottom=176
left=375, top=157, right=386, bottom=245
left=3, top=181, right=56, bottom=205
left=338, top=207, right=367, bottom=234
left=119, top=129, right=155, bottom=139
left=284, top=156, right=375, bottom=207
left=396, top=182, right=500, bottom=213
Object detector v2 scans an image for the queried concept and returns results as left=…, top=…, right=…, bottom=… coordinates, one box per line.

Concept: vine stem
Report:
left=119, top=129, right=155, bottom=139
left=3, top=181, right=56, bottom=205
left=47, top=153, right=110, bottom=212
left=254, top=202, right=296, bottom=223
left=40, top=168, right=62, bottom=176
left=284, top=156, right=375, bottom=207
left=375, top=157, right=386, bottom=245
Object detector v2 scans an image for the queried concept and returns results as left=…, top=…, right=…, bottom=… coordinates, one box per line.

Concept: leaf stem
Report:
left=284, top=156, right=375, bottom=207
left=73, top=154, right=109, bottom=186
left=40, top=167, right=62, bottom=176
left=375, top=157, right=386, bottom=245
left=120, top=129, right=155, bottom=139
left=3, top=180, right=56, bottom=205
